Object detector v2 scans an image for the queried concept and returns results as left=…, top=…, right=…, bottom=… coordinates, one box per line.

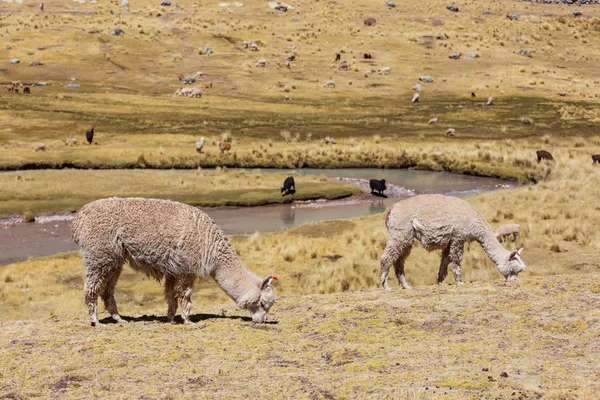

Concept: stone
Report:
left=446, top=5, right=459, bottom=12
left=449, top=53, right=461, bottom=59
left=519, top=49, right=532, bottom=57
left=464, top=52, right=479, bottom=59
left=507, top=13, right=518, bottom=21
left=112, top=28, right=125, bottom=36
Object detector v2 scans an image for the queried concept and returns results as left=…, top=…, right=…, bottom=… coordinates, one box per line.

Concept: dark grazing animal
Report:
left=85, top=127, right=94, bottom=145
left=364, top=17, right=377, bottom=26
left=281, top=176, right=295, bottom=196
left=592, top=154, right=600, bottom=164
left=536, top=150, right=554, bottom=163
left=334, top=53, right=341, bottom=62
left=471, top=92, right=476, bottom=98
left=363, top=53, right=372, bottom=59
left=370, top=179, right=387, bottom=196
left=23, top=87, right=31, bottom=94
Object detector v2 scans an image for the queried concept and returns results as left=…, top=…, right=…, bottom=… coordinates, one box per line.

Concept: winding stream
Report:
left=0, top=169, right=514, bottom=266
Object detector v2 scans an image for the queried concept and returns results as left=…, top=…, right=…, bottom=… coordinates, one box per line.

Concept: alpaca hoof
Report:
left=183, top=319, right=195, bottom=325
left=456, top=281, right=464, bottom=285
left=113, top=316, right=128, bottom=324
left=91, top=321, right=105, bottom=327
left=402, top=285, right=412, bottom=290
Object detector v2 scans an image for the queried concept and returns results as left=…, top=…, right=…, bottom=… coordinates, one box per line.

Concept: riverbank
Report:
left=0, top=169, right=361, bottom=218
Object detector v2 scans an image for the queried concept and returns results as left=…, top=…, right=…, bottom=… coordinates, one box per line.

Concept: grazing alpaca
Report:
left=218, top=140, right=232, bottom=153
left=85, top=127, right=94, bottom=145
left=471, top=92, right=476, bottom=98
left=323, top=79, right=336, bottom=88
left=495, top=223, right=520, bottom=243
left=592, top=154, right=600, bottom=165
left=428, top=117, right=438, bottom=125
left=486, top=96, right=494, bottom=106
left=412, top=93, right=420, bottom=103
left=446, top=128, right=455, bottom=136
left=71, top=198, right=278, bottom=326
left=381, top=195, right=526, bottom=290
left=536, top=150, right=554, bottom=163
left=281, top=176, right=295, bottom=195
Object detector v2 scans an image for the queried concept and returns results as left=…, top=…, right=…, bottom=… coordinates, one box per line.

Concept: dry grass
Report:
left=0, top=169, right=361, bottom=217
left=0, top=272, right=598, bottom=399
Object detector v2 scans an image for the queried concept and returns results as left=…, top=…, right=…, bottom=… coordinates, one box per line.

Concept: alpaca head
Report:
left=247, top=275, right=277, bottom=323
left=501, top=247, right=525, bottom=282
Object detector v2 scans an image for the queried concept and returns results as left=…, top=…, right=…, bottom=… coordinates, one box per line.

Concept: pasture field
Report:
left=1, top=0, right=600, bottom=398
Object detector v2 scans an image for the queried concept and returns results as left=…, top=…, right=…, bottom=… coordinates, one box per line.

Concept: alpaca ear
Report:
left=261, top=275, right=278, bottom=290
left=508, top=249, right=522, bottom=261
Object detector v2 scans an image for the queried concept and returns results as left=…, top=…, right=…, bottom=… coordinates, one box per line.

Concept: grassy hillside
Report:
left=0, top=273, right=599, bottom=399
left=1, top=0, right=599, bottom=170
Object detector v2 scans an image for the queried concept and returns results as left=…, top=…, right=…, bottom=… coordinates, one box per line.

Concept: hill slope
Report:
left=1, top=274, right=599, bottom=399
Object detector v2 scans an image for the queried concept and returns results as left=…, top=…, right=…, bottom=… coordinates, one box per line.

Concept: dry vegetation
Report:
left=0, top=169, right=360, bottom=217
left=2, top=0, right=600, bottom=397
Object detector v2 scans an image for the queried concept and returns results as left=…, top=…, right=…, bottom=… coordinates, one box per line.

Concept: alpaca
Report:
left=195, top=137, right=205, bottom=153
left=85, top=127, right=94, bottom=145
left=495, top=223, right=520, bottom=243
left=381, top=195, right=526, bottom=290
left=412, top=93, right=419, bottom=103
left=218, top=140, right=232, bottom=153
left=446, top=128, right=455, bottom=136
left=323, top=79, right=335, bottom=88
left=486, top=96, right=494, bottom=106
left=71, top=198, right=278, bottom=326
left=428, top=117, right=438, bottom=125
left=536, top=150, right=554, bottom=163
left=592, top=154, right=600, bottom=164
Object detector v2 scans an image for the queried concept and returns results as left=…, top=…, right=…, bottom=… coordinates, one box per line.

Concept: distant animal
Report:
left=334, top=53, right=341, bottom=62
left=40, top=0, right=43, bottom=11
left=521, top=116, right=534, bottom=125
left=428, top=117, right=438, bottom=125
left=363, top=53, right=372, bottom=59
left=250, top=43, right=259, bottom=51
left=218, top=140, right=232, bottom=153
left=323, top=79, right=336, bottom=88
left=338, top=60, right=349, bottom=70
left=324, top=136, right=336, bottom=144
left=14, top=88, right=19, bottom=94
left=71, top=197, right=277, bottom=326
left=446, top=128, right=456, bottom=136
left=287, top=54, right=296, bottom=62
left=195, top=71, right=203, bottom=79
left=189, top=88, right=202, bottom=98
left=242, top=40, right=251, bottom=48
left=195, top=137, right=205, bottom=153
left=379, top=67, right=391, bottom=75
left=536, top=150, right=554, bottom=163
left=65, top=138, right=78, bottom=145
left=85, top=127, right=94, bottom=145
left=412, top=93, right=420, bottom=103
left=471, top=92, right=476, bottom=98
left=178, top=87, right=194, bottom=96
left=369, top=179, right=387, bottom=196
left=281, top=176, right=295, bottom=195
left=495, top=223, right=520, bottom=243
left=201, top=82, right=213, bottom=89
left=381, top=194, right=526, bottom=290
left=255, top=59, right=267, bottom=67
left=33, top=143, right=46, bottom=151
left=284, top=95, right=292, bottom=102
left=285, top=60, right=291, bottom=69
left=23, top=87, right=31, bottom=94
left=364, top=17, right=377, bottom=26
left=6, top=84, right=14, bottom=92
left=486, top=96, right=494, bottom=106
left=592, top=154, right=600, bottom=164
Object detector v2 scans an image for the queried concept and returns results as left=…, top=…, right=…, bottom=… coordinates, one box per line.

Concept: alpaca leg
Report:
left=101, top=265, right=126, bottom=323
left=394, top=247, right=412, bottom=289
left=380, top=245, right=400, bottom=291
left=164, top=275, right=179, bottom=323
left=176, top=276, right=195, bottom=325
left=83, top=253, right=119, bottom=327
left=438, top=246, right=451, bottom=284
left=449, top=242, right=465, bottom=285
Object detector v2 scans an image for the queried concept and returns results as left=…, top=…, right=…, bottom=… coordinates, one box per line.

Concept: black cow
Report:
left=592, top=154, right=600, bottom=165
left=281, top=176, right=295, bottom=196
left=85, top=127, right=95, bottom=145
left=536, top=150, right=554, bottom=163
left=369, top=179, right=387, bottom=197
left=23, top=87, right=31, bottom=94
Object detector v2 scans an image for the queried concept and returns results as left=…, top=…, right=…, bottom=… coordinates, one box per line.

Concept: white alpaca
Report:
left=381, top=195, right=525, bottom=290
left=195, top=137, right=205, bottom=153
left=72, top=198, right=277, bottom=326
left=495, top=223, right=520, bottom=242
left=323, top=79, right=335, bottom=88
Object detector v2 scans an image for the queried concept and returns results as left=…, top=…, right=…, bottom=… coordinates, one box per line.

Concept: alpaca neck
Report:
left=477, top=224, right=510, bottom=272
left=210, top=249, right=260, bottom=306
